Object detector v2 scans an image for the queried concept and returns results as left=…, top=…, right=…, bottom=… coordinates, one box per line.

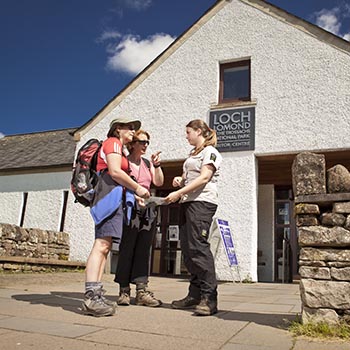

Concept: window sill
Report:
left=210, top=99, right=257, bottom=110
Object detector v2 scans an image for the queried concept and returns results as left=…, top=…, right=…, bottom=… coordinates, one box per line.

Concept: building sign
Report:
left=209, top=107, right=255, bottom=152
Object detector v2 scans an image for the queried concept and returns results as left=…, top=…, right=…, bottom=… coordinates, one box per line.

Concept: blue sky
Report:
left=1, top=0, right=349, bottom=137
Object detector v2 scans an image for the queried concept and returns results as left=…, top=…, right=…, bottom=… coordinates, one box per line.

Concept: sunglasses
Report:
left=134, top=140, right=150, bottom=146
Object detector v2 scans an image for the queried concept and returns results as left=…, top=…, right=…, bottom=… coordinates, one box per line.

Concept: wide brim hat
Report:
left=108, top=117, right=141, bottom=136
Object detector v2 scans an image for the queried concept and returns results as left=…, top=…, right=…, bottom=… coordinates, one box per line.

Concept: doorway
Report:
left=150, top=188, right=189, bottom=277
left=274, top=187, right=298, bottom=282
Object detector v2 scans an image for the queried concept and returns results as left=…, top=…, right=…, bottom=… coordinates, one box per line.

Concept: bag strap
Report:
left=141, top=157, right=151, bottom=170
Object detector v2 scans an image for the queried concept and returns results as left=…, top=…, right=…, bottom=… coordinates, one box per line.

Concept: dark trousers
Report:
left=114, top=210, right=156, bottom=288
left=180, top=201, right=218, bottom=301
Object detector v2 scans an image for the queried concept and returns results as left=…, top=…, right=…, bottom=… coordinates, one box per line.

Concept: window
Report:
left=219, top=60, right=250, bottom=103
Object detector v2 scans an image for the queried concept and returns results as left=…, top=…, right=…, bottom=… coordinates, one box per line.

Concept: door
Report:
left=274, top=188, right=298, bottom=282
left=150, top=190, right=188, bottom=277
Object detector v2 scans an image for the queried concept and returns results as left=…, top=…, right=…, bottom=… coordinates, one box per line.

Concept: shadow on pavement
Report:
left=215, top=310, right=295, bottom=329
left=12, top=291, right=86, bottom=315
left=12, top=292, right=295, bottom=329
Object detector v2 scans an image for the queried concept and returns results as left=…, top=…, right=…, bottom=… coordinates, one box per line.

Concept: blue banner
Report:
left=217, top=219, right=238, bottom=267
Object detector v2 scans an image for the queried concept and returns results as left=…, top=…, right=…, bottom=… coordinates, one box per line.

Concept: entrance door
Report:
left=274, top=188, right=298, bottom=282
left=150, top=192, right=188, bottom=277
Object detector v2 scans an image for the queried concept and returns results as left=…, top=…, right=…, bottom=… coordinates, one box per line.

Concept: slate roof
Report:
left=0, top=128, right=77, bottom=171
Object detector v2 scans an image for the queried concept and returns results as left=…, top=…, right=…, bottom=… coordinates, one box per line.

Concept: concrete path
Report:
left=0, top=272, right=349, bottom=350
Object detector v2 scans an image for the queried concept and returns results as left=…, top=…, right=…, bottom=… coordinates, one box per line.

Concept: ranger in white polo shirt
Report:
left=165, top=119, right=222, bottom=316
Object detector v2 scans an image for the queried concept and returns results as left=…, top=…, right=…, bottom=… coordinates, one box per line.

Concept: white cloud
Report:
left=0, top=132, right=5, bottom=139
left=112, top=0, right=152, bottom=16
left=315, top=8, right=341, bottom=35
left=314, top=6, right=350, bottom=41
left=123, top=0, right=152, bottom=11
left=106, top=33, right=176, bottom=74
left=96, top=30, right=121, bottom=43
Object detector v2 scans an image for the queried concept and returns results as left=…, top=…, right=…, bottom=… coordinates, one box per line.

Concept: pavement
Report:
left=0, top=272, right=349, bottom=350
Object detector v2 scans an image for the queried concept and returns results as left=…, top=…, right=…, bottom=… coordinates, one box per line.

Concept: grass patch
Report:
left=289, top=316, right=350, bottom=340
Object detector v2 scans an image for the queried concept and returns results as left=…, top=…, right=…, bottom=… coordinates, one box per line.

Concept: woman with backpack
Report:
left=82, top=117, right=150, bottom=317
left=114, top=129, right=164, bottom=307
left=165, top=119, right=222, bottom=316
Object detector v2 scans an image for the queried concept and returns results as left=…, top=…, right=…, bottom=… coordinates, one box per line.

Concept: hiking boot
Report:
left=135, top=289, right=162, bottom=307
left=171, top=295, right=200, bottom=309
left=82, top=291, right=116, bottom=317
left=99, top=288, right=117, bottom=308
left=194, top=296, right=218, bottom=316
left=117, top=292, right=131, bottom=306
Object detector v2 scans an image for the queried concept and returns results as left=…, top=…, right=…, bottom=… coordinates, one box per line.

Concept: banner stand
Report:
left=216, top=218, right=242, bottom=283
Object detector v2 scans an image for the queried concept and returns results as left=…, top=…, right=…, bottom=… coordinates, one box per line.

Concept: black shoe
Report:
left=194, top=297, right=218, bottom=316
left=171, top=295, right=200, bottom=309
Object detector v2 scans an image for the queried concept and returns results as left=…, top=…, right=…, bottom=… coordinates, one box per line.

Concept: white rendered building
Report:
left=1, top=0, right=350, bottom=282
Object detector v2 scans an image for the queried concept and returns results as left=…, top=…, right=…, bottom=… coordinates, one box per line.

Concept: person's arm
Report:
left=151, top=165, right=164, bottom=187
left=107, top=153, right=150, bottom=198
left=150, top=151, right=164, bottom=187
left=165, top=164, right=215, bottom=203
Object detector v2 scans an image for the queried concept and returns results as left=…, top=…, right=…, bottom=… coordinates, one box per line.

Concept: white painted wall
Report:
left=64, top=192, right=95, bottom=262
left=258, top=185, right=274, bottom=282
left=0, top=192, right=23, bottom=225
left=1, top=0, right=350, bottom=280
left=0, top=172, right=72, bottom=192
left=23, top=190, right=66, bottom=232
left=74, top=0, right=350, bottom=280
left=0, top=172, right=71, bottom=229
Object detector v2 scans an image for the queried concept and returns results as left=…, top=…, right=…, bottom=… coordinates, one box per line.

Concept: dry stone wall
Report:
left=0, top=223, right=71, bottom=272
left=293, top=152, right=350, bottom=325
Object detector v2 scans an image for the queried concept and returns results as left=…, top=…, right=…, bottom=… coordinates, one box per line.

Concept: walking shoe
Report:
left=117, top=292, right=131, bottom=306
left=194, top=297, right=218, bottom=316
left=117, top=287, right=131, bottom=306
left=171, top=295, right=200, bottom=309
left=135, top=289, right=162, bottom=307
left=81, top=291, right=116, bottom=317
left=99, top=288, right=117, bottom=308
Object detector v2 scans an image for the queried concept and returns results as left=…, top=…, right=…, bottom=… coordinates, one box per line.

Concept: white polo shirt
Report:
left=180, top=145, right=222, bottom=205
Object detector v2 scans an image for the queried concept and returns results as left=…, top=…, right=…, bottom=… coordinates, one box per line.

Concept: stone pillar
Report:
left=294, top=152, right=350, bottom=325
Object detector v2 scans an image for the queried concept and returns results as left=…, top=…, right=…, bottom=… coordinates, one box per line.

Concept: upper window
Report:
left=219, top=60, right=250, bottom=103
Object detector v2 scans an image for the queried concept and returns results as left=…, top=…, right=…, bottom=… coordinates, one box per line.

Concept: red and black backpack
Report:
left=71, top=139, right=102, bottom=207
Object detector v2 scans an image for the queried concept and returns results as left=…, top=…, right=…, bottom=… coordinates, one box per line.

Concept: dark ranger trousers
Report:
left=180, top=201, right=218, bottom=301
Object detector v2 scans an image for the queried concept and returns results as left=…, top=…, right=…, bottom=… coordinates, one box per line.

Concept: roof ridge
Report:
left=2, top=127, right=78, bottom=138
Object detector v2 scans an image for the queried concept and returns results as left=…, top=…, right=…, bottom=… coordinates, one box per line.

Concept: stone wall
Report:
left=293, top=152, right=350, bottom=325
left=0, top=223, right=73, bottom=272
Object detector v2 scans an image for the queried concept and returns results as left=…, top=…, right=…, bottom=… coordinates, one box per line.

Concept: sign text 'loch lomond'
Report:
left=209, top=107, right=255, bottom=152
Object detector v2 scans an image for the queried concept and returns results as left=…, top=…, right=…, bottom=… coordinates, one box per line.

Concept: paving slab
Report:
left=294, top=338, right=350, bottom=350
left=0, top=272, right=348, bottom=350
left=0, top=330, right=131, bottom=350
left=226, top=322, right=294, bottom=349
left=80, top=328, right=223, bottom=350
left=230, top=302, right=295, bottom=314
left=0, top=315, right=102, bottom=338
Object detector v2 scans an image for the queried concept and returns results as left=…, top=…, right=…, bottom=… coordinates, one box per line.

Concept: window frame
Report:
left=219, top=59, right=251, bottom=104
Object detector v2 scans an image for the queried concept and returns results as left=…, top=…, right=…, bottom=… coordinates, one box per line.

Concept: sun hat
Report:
left=107, top=117, right=142, bottom=137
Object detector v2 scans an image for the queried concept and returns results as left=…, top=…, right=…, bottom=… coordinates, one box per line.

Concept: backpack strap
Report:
left=141, top=157, right=151, bottom=170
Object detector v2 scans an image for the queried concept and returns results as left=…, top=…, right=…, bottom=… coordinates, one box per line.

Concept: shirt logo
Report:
left=210, top=153, right=217, bottom=162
